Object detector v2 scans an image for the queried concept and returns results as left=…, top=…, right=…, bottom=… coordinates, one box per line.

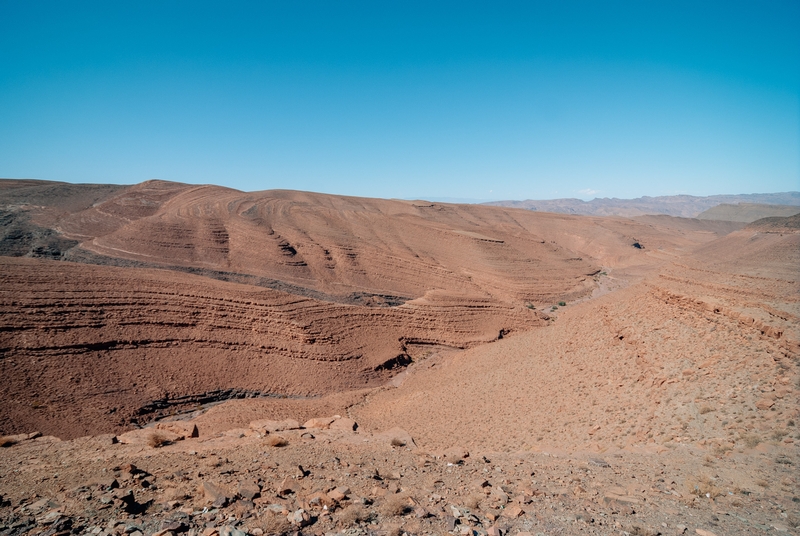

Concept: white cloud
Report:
left=577, top=188, right=599, bottom=196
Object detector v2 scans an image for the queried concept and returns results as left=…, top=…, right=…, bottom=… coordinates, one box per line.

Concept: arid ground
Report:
left=1, top=179, right=798, bottom=536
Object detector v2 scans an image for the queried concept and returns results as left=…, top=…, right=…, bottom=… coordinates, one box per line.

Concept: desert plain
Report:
left=0, top=179, right=798, bottom=536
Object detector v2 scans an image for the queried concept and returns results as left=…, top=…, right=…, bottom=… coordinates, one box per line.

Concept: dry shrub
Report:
left=755, top=479, right=769, bottom=488
left=771, top=429, right=788, bottom=441
left=339, top=504, right=370, bottom=526
left=699, top=405, right=715, bottom=415
left=688, top=474, right=721, bottom=499
left=740, top=433, right=761, bottom=449
left=627, top=526, right=660, bottom=536
left=0, top=436, right=17, bottom=448
left=266, top=435, right=288, bottom=447
left=255, top=512, right=293, bottom=536
left=147, top=432, right=170, bottom=448
left=385, top=525, right=404, bottom=536
left=390, top=438, right=406, bottom=447
left=379, top=494, right=413, bottom=517
left=712, top=443, right=733, bottom=457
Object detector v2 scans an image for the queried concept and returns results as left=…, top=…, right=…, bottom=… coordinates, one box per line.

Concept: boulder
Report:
left=237, top=479, right=260, bottom=500
left=302, top=416, right=339, bottom=429
left=155, top=421, right=199, bottom=438
left=249, top=419, right=300, bottom=433
left=378, top=427, right=416, bottom=448
left=329, top=417, right=358, bottom=432
left=198, top=481, right=231, bottom=506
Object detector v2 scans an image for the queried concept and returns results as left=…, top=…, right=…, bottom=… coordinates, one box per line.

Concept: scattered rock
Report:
left=329, top=417, right=358, bottom=431
left=303, top=416, right=339, bottom=429
left=288, top=508, right=311, bottom=527
left=199, top=481, right=231, bottom=506
left=755, top=398, right=775, bottom=410
left=237, top=479, right=260, bottom=500
left=248, top=419, right=301, bottom=433
left=327, top=486, right=350, bottom=502
left=278, top=477, right=301, bottom=496
left=695, top=529, right=719, bottom=536
left=442, top=446, right=469, bottom=464
left=378, top=427, right=416, bottom=448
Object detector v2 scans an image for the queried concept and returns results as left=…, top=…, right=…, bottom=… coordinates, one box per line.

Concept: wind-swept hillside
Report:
left=0, top=179, right=736, bottom=438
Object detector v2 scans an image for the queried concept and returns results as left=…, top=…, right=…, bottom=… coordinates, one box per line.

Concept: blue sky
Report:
left=1, top=1, right=798, bottom=201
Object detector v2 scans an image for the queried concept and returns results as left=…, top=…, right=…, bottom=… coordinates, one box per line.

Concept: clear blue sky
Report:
left=1, top=1, right=798, bottom=201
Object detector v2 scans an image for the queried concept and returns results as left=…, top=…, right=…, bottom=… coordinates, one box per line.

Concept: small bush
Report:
left=379, top=494, right=413, bottom=517
left=147, top=432, right=170, bottom=448
left=688, top=475, right=721, bottom=499
left=771, top=429, right=788, bottom=441
left=699, top=405, right=715, bottom=415
left=712, top=444, right=732, bottom=457
left=390, top=438, right=406, bottom=447
left=339, top=504, right=370, bottom=525
left=266, top=435, right=288, bottom=447
left=558, top=301, right=566, bottom=307
left=740, top=434, right=761, bottom=448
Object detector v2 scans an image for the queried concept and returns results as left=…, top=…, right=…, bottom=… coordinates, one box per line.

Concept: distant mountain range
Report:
left=484, top=192, right=800, bottom=219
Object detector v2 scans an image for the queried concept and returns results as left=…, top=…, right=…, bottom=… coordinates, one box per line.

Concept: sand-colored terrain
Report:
left=1, top=179, right=739, bottom=440
left=1, top=180, right=798, bottom=536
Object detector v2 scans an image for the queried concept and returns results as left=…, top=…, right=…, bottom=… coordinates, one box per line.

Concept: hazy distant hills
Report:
left=484, top=191, right=800, bottom=219
left=696, top=202, right=800, bottom=222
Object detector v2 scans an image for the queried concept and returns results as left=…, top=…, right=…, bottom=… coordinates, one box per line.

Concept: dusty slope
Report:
left=0, top=180, right=736, bottom=440
left=351, top=222, right=799, bottom=454
left=1, top=186, right=798, bottom=536
left=0, top=256, right=540, bottom=439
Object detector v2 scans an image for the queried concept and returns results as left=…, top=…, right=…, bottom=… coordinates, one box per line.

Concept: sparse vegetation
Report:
left=147, top=432, right=170, bottom=448
left=390, top=437, right=406, bottom=447
left=699, top=405, right=715, bottom=415
left=771, top=429, right=788, bottom=441
left=712, top=443, right=733, bottom=457
left=379, top=494, right=413, bottom=517
left=339, top=504, right=371, bottom=525
left=688, top=474, right=722, bottom=499
left=266, top=435, right=288, bottom=447
left=558, top=301, right=566, bottom=307
left=739, top=433, right=761, bottom=448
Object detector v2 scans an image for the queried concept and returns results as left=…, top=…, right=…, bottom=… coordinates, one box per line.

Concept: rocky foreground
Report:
left=2, top=414, right=798, bottom=536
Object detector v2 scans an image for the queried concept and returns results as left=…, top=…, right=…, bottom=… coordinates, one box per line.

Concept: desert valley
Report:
left=1, top=178, right=798, bottom=536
